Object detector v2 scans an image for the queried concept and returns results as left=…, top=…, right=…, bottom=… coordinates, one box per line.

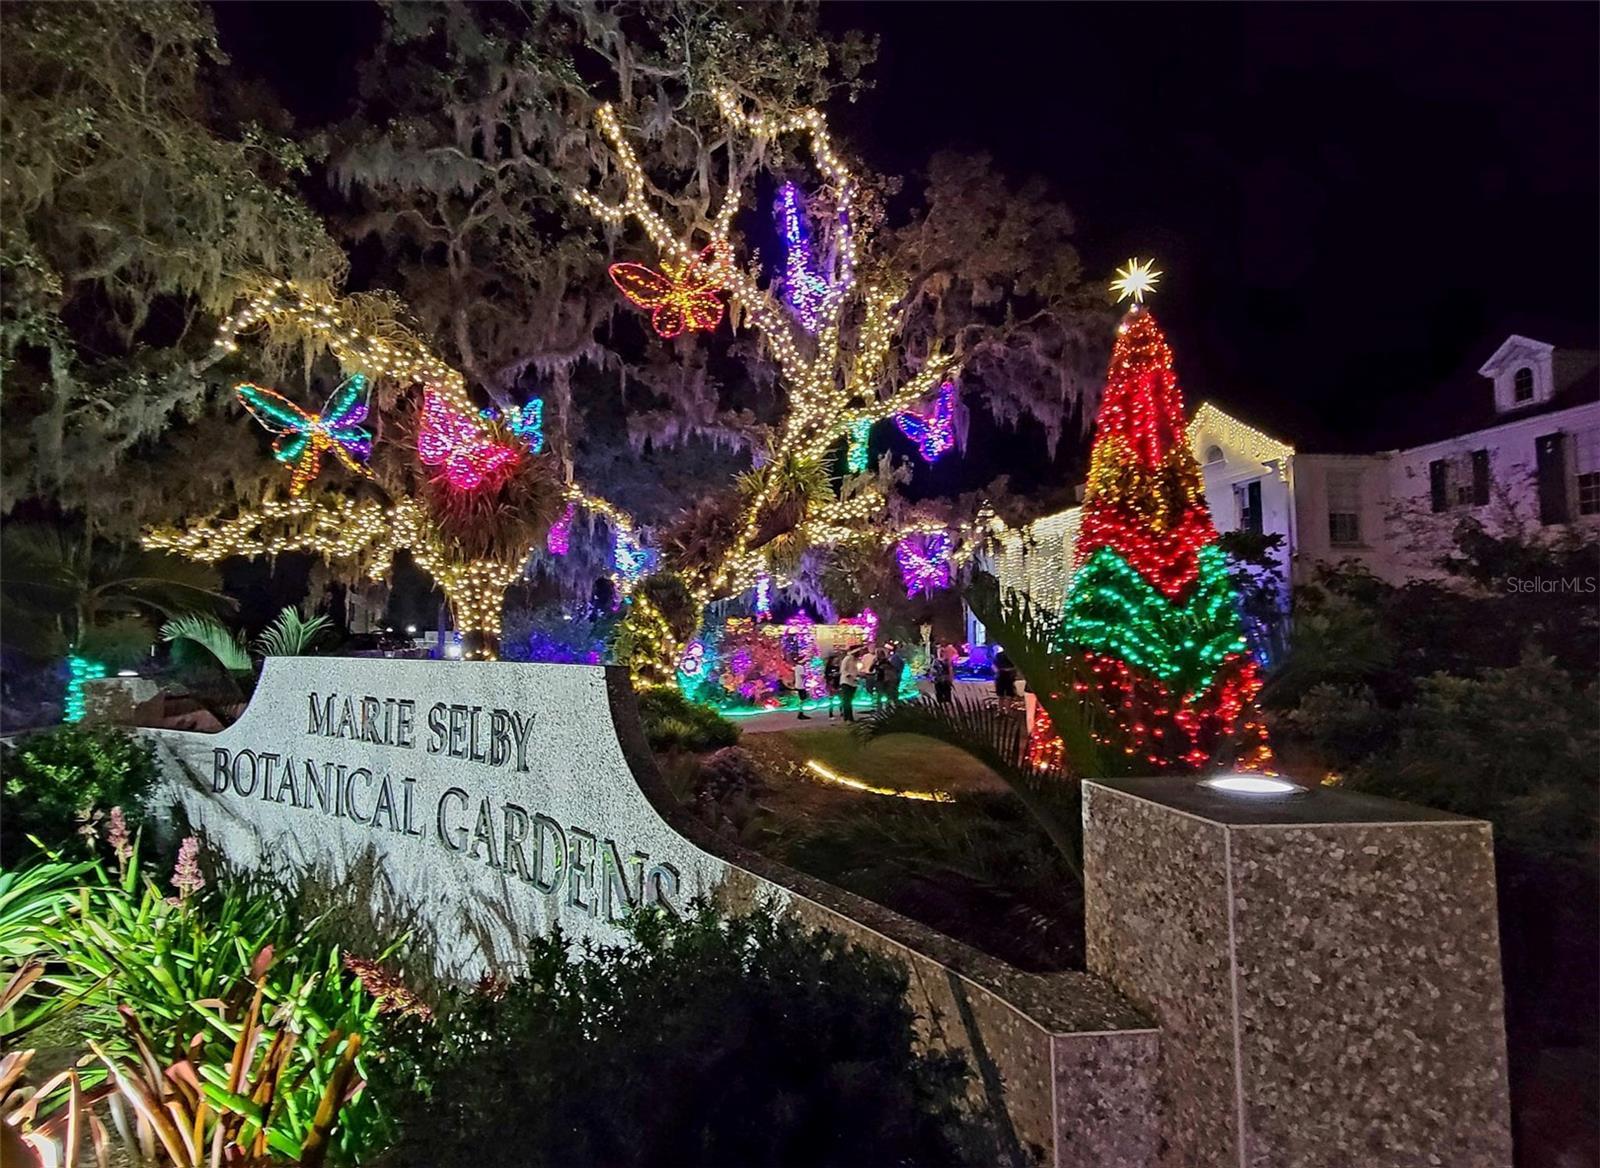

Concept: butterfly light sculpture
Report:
left=778, top=183, right=829, bottom=333
left=896, top=532, right=953, bottom=598
left=236, top=375, right=372, bottom=497
left=481, top=398, right=544, bottom=453
left=418, top=390, right=523, bottom=491
left=608, top=245, right=727, bottom=339
left=547, top=500, right=576, bottom=556
left=893, top=381, right=957, bottom=464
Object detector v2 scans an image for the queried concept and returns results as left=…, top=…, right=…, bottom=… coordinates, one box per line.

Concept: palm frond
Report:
left=254, top=606, right=333, bottom=658
left=861, top=697, right=1083, bottom=881
left=964, top=572, right=1133, bottom=779
left=160, top=613, right=252, bottom=673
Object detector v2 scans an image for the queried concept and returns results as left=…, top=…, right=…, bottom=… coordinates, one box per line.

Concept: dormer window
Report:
left=1513, top=366, right=1535, bottom=403
left=1480, top=335, right=1555, bottom=415
left=1203, top=444, right=1224, bottom=465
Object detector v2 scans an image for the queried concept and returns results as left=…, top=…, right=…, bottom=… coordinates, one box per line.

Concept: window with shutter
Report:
left=1429, top=460, right=1448, bottom=513
left=1327, top=470, right=1362, bottom=546
left=1573, top=429, right=1600, bottom=517
left=1234, top=479, right=1263, bottom=534
left=1471, top=450, right=1490, bottom=506
left=1536, top=433, right=1569, bottom=524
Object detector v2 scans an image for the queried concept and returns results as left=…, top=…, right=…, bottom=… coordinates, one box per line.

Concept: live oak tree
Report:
left=0, top=0, right=345, bottom=530
left=8, top=0, right=1105, bottom=667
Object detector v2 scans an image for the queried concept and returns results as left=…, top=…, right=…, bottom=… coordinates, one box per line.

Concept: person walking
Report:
left=824, top=650, right=843, bottom=719
left=994, top=645, right=1018, bottom=704
left=858, top=644, right=877, bottom=710
left=793, top=658, right=812, bottom=720
left=838, top=644, right=861, bottom=722
left=885, top=642, right=908, bottom=706
left=933, top=646, right=954, bottom=704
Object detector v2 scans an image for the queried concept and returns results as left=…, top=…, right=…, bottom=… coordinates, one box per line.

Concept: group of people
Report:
left=790, top=638, right=991, bottom=721
left=796, top=642, right=906, bottom=722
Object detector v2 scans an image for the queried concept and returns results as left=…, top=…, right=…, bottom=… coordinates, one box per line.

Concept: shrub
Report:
left=0, top=725, right=160, bottom=860
left=1343, top=655, right=1599, bottom=856
left=371, top=905, right=998, bottom=1168
left=636, top=686, right=739, bottom=752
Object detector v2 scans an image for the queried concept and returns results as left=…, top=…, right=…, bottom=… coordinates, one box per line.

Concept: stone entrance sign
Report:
left=150, top=659, right=715, bottom=968
left=143, top=658, right=1161, bottom=1168
left=138, top=661, right=1515, bottom=1167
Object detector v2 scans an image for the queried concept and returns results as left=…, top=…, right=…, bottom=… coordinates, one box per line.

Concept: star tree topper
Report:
left=1110, top=258, right=1162, bottom=304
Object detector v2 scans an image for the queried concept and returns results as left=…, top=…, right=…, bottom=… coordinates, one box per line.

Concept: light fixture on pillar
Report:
left=1200, top=773, right=1305, bottom=796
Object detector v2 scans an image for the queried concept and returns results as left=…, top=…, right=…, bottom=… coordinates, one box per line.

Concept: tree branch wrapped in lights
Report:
left=145, top=280, right=639, bottom=660
left=574, top=91, right=962, bottom=618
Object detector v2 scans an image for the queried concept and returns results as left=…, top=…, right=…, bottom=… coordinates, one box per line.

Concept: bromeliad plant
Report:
left=3, top=953, right=365, bottom=1168
left=3, top=837, right=399, bottom=1162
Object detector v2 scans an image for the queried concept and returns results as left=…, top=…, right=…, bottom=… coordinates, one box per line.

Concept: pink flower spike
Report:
left=171, top=837, right=205, bottom=899
left=106, top=807, right=131, bottom=871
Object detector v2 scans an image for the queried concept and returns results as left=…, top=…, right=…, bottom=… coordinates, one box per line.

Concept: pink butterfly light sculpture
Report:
left=417, top=391, right=523, bottom=491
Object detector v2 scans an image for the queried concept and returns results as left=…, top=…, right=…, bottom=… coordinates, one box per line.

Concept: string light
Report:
left=614, top=529, right=652, bottom=588
left=235, top=376, right=372, bottom=497
left=482, top=398, right=545, bottom=453
left=893, top=381, right=957, bottom=463
left=608, top=246, right=727, bottom=338
left=1187, top=402, right=1293, bottom=472
left=575, top=93, right=957, bottom=605
left=846, top=418, right=872, bottom=473
left=897, top=531, right=953, bottom=597
left=778, top=182, right=828, bottom=332
left=804, top=760, right=953, bottom=803
left=214, top=280, right=484, bottom=430
left=547, top=500, right=576, bottom=555
left=65, top=655, right=107, bottom=723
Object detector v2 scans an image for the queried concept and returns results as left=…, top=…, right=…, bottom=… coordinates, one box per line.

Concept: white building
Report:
left=978, top=333, right=1600, bottom=635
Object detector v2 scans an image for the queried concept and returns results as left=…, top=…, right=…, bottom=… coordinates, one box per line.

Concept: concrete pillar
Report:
left=1082, top=777, right=1513, bottom=1168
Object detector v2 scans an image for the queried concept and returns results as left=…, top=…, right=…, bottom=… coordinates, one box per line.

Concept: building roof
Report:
left=1363, top=320, right=1600, bottom=451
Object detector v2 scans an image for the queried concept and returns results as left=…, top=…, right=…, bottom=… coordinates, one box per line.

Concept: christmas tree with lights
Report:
left=1055, top=260, right=1272, bottom=771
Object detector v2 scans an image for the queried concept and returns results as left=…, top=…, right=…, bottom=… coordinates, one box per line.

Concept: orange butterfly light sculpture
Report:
left=608, top=245, right=727, bottom=339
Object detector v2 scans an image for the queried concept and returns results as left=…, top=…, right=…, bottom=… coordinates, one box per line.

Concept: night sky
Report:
left=826, top=2, right=1599, bottom=454
left=220, top=1, right=1599, bottom=462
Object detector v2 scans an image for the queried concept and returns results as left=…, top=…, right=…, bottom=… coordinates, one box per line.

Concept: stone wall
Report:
left=1083, top=778, right=1514, bottom=1168
left=140, top=659, right=1161, bottom=1168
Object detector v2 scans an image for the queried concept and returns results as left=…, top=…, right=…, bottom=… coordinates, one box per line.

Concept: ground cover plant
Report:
left=635, top=685, right=741, bottom=753
left=1, top=838, right=395, bottom=1164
